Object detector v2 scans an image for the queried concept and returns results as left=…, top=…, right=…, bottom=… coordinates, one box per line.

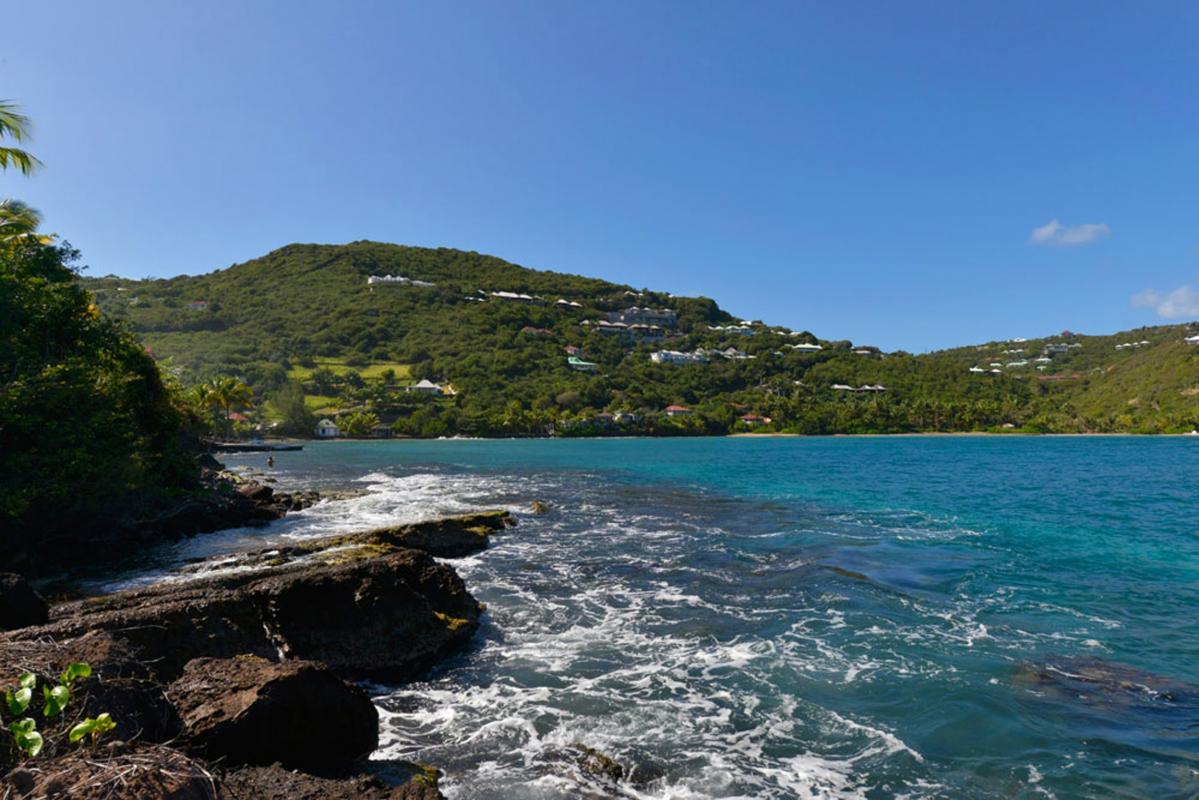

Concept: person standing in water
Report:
left=267, top=456, right=275, bottom=468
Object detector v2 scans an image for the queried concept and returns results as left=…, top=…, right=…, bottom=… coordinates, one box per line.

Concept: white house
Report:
left=787, top=343, right=823, bottom=352
left=1186, top=335, right=1199, bottom=345
left=314, top=419, right=339, bottom=438
left=406, top=379, right=444, bottom=395
left=650, top=350, right=708, bottom=365
left=367, top=274, right=436, bottom=287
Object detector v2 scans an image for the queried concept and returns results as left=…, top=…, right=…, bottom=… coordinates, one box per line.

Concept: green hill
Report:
left=85, top=241, right=1199, bottom=436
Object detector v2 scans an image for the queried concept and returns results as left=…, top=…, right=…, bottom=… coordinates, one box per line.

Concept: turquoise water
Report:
left=196, top=437, right=1199, bottom=798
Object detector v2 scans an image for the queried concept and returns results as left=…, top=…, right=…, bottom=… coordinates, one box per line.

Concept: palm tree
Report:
left=206, top=376, right=254, bottom=439
left=0, top=102, right=50, bottom=249
left=0, top=102, right=41, bottom=175
left=0, top=199, right=51, bottom=245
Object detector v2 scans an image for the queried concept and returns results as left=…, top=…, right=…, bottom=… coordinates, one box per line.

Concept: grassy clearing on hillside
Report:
left=287, top=359, right=412, bottom=380
left=302, top=394, right=340, bottom=411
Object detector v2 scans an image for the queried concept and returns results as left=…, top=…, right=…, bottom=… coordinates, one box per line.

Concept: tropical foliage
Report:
left=0, top=102, right=199, bottom=539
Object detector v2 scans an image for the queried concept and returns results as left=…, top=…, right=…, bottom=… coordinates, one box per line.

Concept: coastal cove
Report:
left=103, top=436, right=1199, bottom=799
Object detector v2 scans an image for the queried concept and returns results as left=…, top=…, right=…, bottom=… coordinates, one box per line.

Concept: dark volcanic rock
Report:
left=0, top=573, right=48, bottom=630
left=313, top=510, right=516, bottom=559
left=168, top=656, right=377, bottom=768
left=0, top=744, right=218, bottom=799
left=218, top=764, right=445, bottom=800
left=6, top=548, right=482, bottom=682
left=236, top=481, right=274, bottom=502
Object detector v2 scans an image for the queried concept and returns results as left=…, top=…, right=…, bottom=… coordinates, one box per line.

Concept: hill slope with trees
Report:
left=85, top=241, right=1199, bottom=436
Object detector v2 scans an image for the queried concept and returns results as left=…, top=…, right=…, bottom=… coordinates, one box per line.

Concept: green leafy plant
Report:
left=68, top=713, right=115, bottom=745
left=10, top=718, right=42, bottom=758
left=1, top=662, right=112, bottom=762
left=5, top=673, right=35, bottom=716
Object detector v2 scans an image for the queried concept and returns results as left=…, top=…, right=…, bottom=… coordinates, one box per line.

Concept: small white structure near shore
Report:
left=314, top=418, right=339, bottom=438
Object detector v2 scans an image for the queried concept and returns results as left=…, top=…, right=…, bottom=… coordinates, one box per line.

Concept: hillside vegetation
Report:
left=86, top=241, right=1199, bottom=436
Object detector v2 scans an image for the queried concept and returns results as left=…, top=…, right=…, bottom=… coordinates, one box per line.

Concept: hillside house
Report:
left=367, top=274, right=435, bottom=287
left=651, top=350, right=708, bottom=365
left=739, top=413, right=771, bottom=426
left=314, top=419, right=339, bottom=438
left=490, top=291, right=544, bottom=304
left=664, top=405, right=692, bottom=417
left=614, top=411, right=641, bottom=424
left=1044, top=343, right=1070, bottom=354
left=786, top=343, right=823, bottom=352
left=564, top=345, right=582, bottom=356
left=568, top=356, right=599, bottom=372
left=187, top=301, right=209, bottom=311
left=406, top=379, right=444, bottom=395
left=555, top=299, right=583, bottom=309
left=609, top=307, right=677, bottom=328
left=1186, top=335, right=1199, bottom=345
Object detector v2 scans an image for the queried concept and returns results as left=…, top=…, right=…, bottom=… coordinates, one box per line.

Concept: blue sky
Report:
left=6, top=1, right=1198, bottom=351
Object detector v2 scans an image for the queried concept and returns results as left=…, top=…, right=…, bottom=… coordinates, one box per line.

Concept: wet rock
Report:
left=178, top=512, right=517, bottom=573
left=7, top=548, right=482, bottom=682
left=530, top=500, right=550, bottom=515
left=236, top=482, right=274, bottom=502
left=197, top=453, right=224, bottom=471
left=1014, top=656, right=1194, bottom=707
left=168, top=656, right=377, bottom=768
left=0, top=743, right=218, bottom=799
left=0, top=573, right=48, bottom=630
left=570, top=743, right=625, bottom=783
left=325, top=510, right=516, bottom=558
left=217, top=763, right=444, bottom=799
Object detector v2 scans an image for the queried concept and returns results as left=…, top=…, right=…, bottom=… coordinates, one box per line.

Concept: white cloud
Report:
left=1131, top=285, right=1199, bottom=319
left=1029, top=219, right=1111, bottom=247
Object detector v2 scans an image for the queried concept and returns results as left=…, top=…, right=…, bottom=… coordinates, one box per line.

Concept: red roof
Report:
left=664, top=405, right=691, bottom=412
left=227, top=411, right=250, bottom=422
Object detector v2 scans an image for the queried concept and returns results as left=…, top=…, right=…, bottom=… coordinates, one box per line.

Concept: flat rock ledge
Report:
left=0, top=511, right=519, bottom=799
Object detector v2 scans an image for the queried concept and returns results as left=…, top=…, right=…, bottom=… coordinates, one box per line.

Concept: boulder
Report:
left=168, top=656, right=377, bottom=768
left=236, top=482, right=274, bottom=502
left=0, top=573, right=48, bottom=630
left=317, top=510, right=516, bottom=559
left=0, top=744, right=217, bottom=799
left=218, top=764, right=444, bottom=800
left=197, top=453, right=224, bottom=471
left=6, top=548, right=482, bottom=682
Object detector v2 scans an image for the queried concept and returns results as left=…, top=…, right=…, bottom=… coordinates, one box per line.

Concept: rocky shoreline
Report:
left=0, top=509, right=517, bottom=799
left=2, top=456, right=323, bottom=581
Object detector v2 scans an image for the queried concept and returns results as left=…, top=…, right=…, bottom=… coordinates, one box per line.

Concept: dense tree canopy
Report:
left=0, top=241, right=197, bottom=535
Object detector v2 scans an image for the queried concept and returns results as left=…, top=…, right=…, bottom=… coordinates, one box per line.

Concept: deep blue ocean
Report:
left=114, top=436, right=1199, bottom=799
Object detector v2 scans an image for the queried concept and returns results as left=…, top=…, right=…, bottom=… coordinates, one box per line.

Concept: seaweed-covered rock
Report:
left=218, top=764, right=444, bottom=800
left=0, top=744, right=217, bottom=799
left=6, top=548, right=482, bottom=682
left=0, top=573, right=48, bottom=630
left=322, top=510, right=515, bottom=558
left=168, top=656, right=377, bottom=768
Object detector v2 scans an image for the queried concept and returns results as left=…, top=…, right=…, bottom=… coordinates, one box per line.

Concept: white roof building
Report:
left=314, top=419, right=339, bottom=438
left=406, top=379, right=445, bottom=394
